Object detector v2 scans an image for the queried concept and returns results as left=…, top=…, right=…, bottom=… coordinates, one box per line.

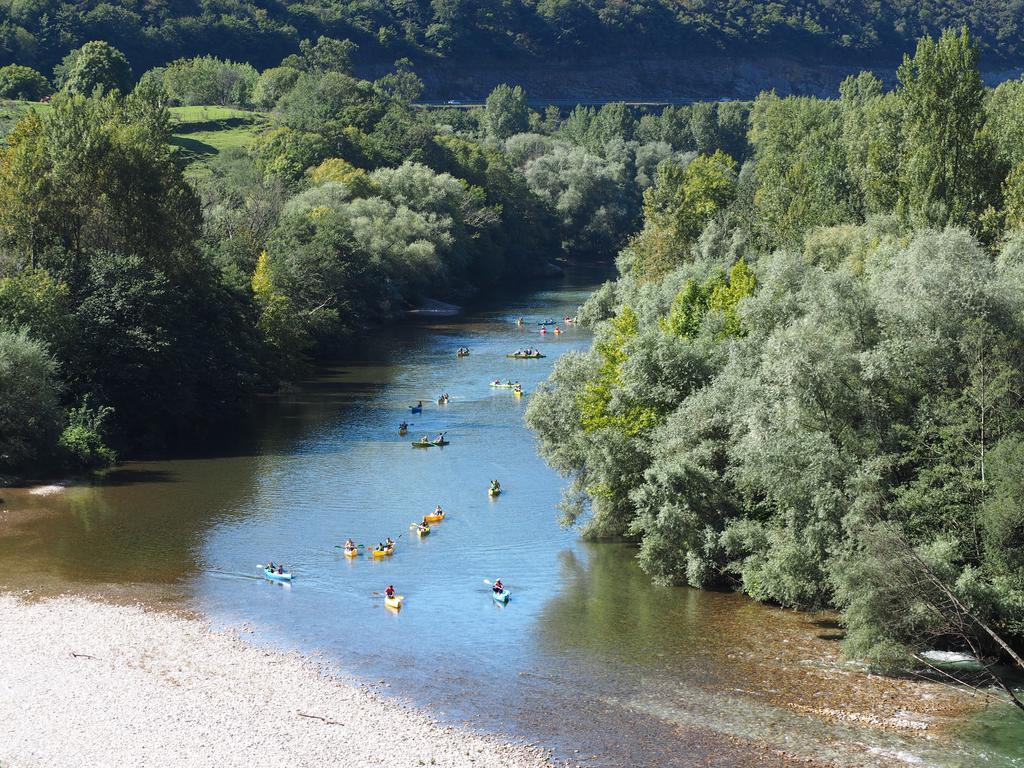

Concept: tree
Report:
left=162, top=56, right=258, bottom=107
left=484, top=84, right=529, bottom=140
left=0, top=64, right=50, bottom=99
left=253, top=67, right=300, bottom=110
left=297, top=36, right=357, bottom=75
left=0, top=328, right=60, bottom=472
left=897, top=27, right=998, bottom=230
left=55, top=41, right=132, bottom=95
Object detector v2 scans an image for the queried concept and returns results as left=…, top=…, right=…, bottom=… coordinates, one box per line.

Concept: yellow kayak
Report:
left=513, top=389, right=523, bottom=397
left=385, top=594, right=403, bottom=609
left=344, top=547, right=359, bottom=558
left=423, top=511, right=445, bottom=523
left=489, top=487, right=501, bottom=497
left=372, top=547, right=395, bottom=559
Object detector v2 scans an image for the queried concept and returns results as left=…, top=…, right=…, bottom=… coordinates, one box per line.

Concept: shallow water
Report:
left=2, top=264, right=1021, bottom=767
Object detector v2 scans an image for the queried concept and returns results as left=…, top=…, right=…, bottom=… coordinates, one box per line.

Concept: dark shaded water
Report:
left=2, top=265, right=1022, bottom=767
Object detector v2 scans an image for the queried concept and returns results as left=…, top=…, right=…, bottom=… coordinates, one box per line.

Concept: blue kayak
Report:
left=410, top=406, right=422, bottom=413
left=492, top=588, right=511, bottom=604
left=263, top=568, right=293, bottom=582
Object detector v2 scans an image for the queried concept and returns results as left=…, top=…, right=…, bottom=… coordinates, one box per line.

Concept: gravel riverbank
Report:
left=0, top=594, right=554, bottom=768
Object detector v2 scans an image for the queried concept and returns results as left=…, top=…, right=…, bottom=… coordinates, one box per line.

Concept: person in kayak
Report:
left=385, top=537, right=395, bottom=549
left=344, top=538, right=355, bottom=552
left=490, top=479, right=501, bottom=493
left=277, top=565, right=284, bottom=574
left=267, top=561, right=275, bottom=571
left=399, top=421, right=408, bottom=430
left=493, top=579, right=504, bottom=594
left=385, top=585, right=395, bottom=599
left=434, top=504, right=444, bottom=515
left=421, top=434, right=430, bottom=442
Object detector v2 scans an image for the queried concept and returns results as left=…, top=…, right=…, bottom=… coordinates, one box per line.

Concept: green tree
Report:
left=55, top=41, right=132, bottom=95
left=253, top=66, right=300, bottom=110
left=484, top=84, right=529, bottom=140
left=0, top=328, right=60, bottom=472
left=0, top=64, right=50, bottom=99
left=897, top=27, right=998, bottom=230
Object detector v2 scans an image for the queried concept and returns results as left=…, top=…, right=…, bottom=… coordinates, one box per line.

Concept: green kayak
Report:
left=412, top=439, right=449, bottom=448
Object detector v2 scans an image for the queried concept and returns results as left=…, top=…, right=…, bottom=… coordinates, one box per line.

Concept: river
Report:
left=1, top=264, right=1021, bottom=767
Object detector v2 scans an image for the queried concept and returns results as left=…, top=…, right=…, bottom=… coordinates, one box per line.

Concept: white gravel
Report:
left=0, top=594, right=553, bottom=768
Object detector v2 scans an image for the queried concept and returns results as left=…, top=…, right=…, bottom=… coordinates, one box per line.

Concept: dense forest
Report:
left=527, top=28, right=1024, bottom=686
left=0, top=35, right=750, bottom=479
left=2, top=0, right=1024, bottom=82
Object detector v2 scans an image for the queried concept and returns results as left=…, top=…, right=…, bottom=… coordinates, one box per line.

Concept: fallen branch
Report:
left=71, top=652, right=99, bottom=660
left=298, top=712, right=343, bottom=725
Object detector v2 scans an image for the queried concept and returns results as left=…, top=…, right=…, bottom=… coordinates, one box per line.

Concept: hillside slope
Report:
left=3, top=0, right=1024, bottom=101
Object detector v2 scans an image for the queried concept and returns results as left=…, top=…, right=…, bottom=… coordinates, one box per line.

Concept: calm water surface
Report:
left=2, top=265, right=1022, bottom=767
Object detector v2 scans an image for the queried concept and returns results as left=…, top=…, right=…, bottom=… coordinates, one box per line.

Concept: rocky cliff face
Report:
left=362, top=54, right=1022, bottom=104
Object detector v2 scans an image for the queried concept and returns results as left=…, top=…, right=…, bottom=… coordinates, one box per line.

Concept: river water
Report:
left=2, top=264, right=1021, bottom=767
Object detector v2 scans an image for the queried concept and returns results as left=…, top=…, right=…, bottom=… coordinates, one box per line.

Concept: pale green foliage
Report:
left=532, top=218, right=1024, bottom=665
left=0, top=328, right=60, bottom=471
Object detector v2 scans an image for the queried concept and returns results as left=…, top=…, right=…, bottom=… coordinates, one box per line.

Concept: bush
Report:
left=0, top=328, right=60, bottom=472
left=57, top=398, right=117, bottom=470
left=0, top=64, right=51, bottom=100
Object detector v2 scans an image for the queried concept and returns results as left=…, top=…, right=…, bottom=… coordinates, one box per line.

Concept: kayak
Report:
left=415, top=525, right=430, bottom=537
left=492, top=589, right=511, bottom=604
left=538, top=320, right=556, bottom=326
left=489, top=382, right=518, bottom=388
left=489, top=487, right=501, bottom=497
left=457, top=350, right=469, bottom=357
left=399, top=428, right=408, bottom=435
left=513, top=389, right=523, bottom=397
left=506, top=353, right=545, bottom=359
left=343, top=548, right=359, bottom=558
left=423, top=511, right=445, bottom=523
left=385, top=594, right=404, bottom=609
left=263, top=568, right=293, bottom=582
left=412, top=439, right=449, bottom=447
left=372, top=547, right=395, bottom=559
left=410, top=406, right=422, bottom=413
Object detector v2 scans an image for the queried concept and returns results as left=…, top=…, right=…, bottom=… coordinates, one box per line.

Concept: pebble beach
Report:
left=0, top=594, right=553, bottom=768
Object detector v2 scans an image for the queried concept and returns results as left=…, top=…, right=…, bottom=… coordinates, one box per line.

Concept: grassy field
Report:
left=167, top=106, right=269, bottom=176
left=0, top=101, right=269, bottom=176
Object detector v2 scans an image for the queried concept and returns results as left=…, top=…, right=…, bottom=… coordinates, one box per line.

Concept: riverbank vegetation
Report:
left=527, top=28, right=1024, bottom=690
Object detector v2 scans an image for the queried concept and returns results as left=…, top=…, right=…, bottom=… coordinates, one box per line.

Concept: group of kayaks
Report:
left=264, top=318, right=566, bottom=602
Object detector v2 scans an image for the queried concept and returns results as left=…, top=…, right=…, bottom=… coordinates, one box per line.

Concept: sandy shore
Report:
left=0, top=594, right=553, bottom=768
